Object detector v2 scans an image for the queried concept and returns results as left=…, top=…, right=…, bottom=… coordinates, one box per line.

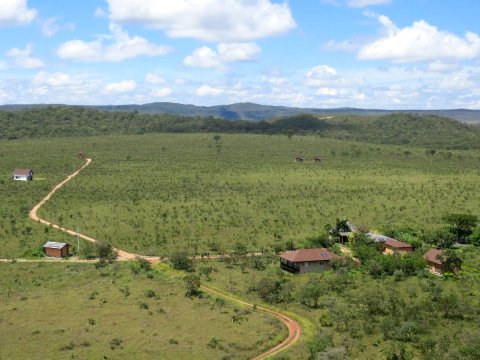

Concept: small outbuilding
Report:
left=382, top=238, right=413, bottom=254
left=423, top=248, right=461, bottom=275
left=43, top=241, right=70, bottom=258
left=279, top=248, right=341, bottom=274
left=12, top=169, right=33, bottom=181
left=338, top=221, right=358, bottom=244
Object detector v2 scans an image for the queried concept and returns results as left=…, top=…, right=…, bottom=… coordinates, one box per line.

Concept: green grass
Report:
left=1, top=133, right=479, bottom=257
left=0, top=261, right=285, bottom=360
left=197, top=252, right=480, bottom=359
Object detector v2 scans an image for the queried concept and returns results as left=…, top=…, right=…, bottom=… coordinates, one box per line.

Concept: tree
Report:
left=442, top=213, right=478, bottom=243
left=184, top=274, right=201, bottom=297
left=425, top=149, right=436, bottom=166
left=170, top=251, right=194, bottom=271
left=469, top=227, right=480, bottom=246
left=95, top=242, right=117, bottom=261
left=438, top=249, right=463, bottom=273
left=298, top=277, right=323, bottom=308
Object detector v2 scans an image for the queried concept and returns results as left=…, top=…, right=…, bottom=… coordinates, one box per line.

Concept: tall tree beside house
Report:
left=438, top=249, right=463, bottom=273
left=442, top=213, right=479, bottom=244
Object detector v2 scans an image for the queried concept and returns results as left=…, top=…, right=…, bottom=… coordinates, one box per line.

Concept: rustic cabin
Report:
left=279, top=248, right=341, bottom=274
left=12, top=169, right=33, bottom=181
left=382, top=238, right=413, bottom=254
left=294, top=156, right=304, bottom=162
left=43, top=242, right=70, bottom=258
left=338, top=221, right=358, bottom=244
left=423, top=248, right=461, bottom=274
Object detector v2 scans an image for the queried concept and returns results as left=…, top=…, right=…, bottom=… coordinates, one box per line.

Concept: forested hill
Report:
left=1, top=102, right=479, bottom=123
left=1, top=106, right=479, bottom=149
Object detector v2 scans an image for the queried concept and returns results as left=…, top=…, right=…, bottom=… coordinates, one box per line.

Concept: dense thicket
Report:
left=1, top=106, right=480, bottom=149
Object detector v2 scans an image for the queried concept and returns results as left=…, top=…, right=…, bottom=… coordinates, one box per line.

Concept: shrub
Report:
left=170, top=251, right=194, bottom=271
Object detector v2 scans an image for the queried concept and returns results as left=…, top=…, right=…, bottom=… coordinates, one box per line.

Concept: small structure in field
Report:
left=279, top=248, right=341, bottom=274
left=338, top=221, right=358, bottom=244
left=423, top=248, right=461, bottom=275
left=294, top=156, right=304, bottom=162
left=313, top=156, right=322, bottom=162
left=12, top=169, right=33, bottom=181
left=367, top=232, right=413, bottom=254
left=43, top=241, right=70, bottom=258
left=382, top=238, right=413, bottom=254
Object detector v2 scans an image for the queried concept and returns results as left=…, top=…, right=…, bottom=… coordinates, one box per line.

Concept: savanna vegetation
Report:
left=1, top=132, right=479, bottom=258
left=0, top=260, right=285, bottom=360
left=197, top=245, right=480, bottom=360
left=1, top=107, right=480, bottom=149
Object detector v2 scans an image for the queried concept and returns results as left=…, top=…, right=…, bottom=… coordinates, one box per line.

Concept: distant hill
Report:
left=1, top=106, right=479, bottom=149
left=1, top=102, right=479, bottom=123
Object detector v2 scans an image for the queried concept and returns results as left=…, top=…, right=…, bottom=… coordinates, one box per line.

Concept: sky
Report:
left=1, top=0, right=480, bottom=109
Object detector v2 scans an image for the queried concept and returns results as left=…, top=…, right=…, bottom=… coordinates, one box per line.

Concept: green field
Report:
left=1, top=133, right=479, bottom=257
left=0, top=261, right=285, bottom=360
left=197, top=250, right=480, bottom=360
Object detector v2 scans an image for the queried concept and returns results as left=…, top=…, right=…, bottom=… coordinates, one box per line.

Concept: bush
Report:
left=170, top=251, right=194, bottom=271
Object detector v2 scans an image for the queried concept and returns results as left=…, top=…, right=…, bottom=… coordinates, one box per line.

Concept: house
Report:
left=367, top=232, right=413, bottom=254
left=294, top=156, right=304, bottom=162
left=338, top=221, right=358, bottom=244
left=279, top=248, right=341, bottom=274
left=43, top=242, right=70, bottom=258
left=382, top=238, right=413, bottom=254
left=423, top=248, right=461, bottom=274
left=12, top=169, right=33, bottom=181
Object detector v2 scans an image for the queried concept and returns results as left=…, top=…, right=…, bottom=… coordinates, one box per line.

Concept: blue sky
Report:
left=1, top=0, right=480, bottom=109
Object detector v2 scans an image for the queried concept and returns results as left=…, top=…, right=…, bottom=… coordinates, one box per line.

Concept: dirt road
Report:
left=27, top=158, right=302, bottom=359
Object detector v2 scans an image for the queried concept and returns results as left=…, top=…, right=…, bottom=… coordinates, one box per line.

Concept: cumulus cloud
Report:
left=39, top=17, right=75, bottom=37
left=0, top=0, right=37, bottom=26
left=57, top=23, right=170, bottom=62
left=358, top=14, right=480, bottom=62
left=195, top=85, right=224, bottom=96
left=304, top=65, right=338, bottom=86
left=184, top=43, right=260, bottom=69
left=6, top=44, right=44, bottom=68
left=32, top=71, right=79, bottom=87
left=103, top=80, right=137, bottom=94
left=347, top=0, right=391, bottom=7
left=105, top=0, right=295, bottom=42
left=145, top=73, right=166, bottom=85
left=151, top=88, right=172, bottom=97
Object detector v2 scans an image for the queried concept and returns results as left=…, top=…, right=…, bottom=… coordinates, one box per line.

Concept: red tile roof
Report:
left=13, top=169, right=32, bottom=175
left=423, top=248, right=446, bottom=265
left=384, top=238, right=412, bottom=249
left=279, top=248, right=341, bottom=263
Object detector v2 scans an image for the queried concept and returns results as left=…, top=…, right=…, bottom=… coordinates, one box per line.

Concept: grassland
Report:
left=0, top=261, right=285, bottom=360
left=1, top=133, right=479, bottom=257
left=197, top=248, right=480, bottom=360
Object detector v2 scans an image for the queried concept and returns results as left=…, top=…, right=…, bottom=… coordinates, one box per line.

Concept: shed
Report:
left=12, top=169, right=33, bottom=181
left=423, top=248, right=461, bottom=274
left=367, top=232, right=413, bottom=254
left=43, top=242, right=69, bottom=258
left=279, top=248, right=341, bottom=274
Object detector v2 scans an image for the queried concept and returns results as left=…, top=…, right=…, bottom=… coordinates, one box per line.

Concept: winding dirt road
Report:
left=27, top=158, right=302, bottom=359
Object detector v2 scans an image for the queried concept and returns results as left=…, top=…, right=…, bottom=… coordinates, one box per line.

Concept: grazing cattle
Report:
left=295, top=156, right=304, bottom=162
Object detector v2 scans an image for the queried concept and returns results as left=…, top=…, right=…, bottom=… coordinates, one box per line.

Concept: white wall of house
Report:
left=13, top=175, right=29, bottom=181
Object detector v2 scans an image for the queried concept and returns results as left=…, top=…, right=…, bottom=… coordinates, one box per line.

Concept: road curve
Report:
left=28, top=158, right=302, bottom=359
left=28, top=158, right=141, bottom=261
left=201, top=285, right=301, bottom=360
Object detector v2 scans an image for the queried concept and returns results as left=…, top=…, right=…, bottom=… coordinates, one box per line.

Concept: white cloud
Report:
left=358, top=15, right=480, bottom=62
left=145, top=73, right=166, bottom=85
left=427, top=61, right=460, bottom=73
left=347, top=0, right=391, bottom=7
left=261, top=75, right=287, bottom=86
left=0, top=0, right=37, bottom=26
left=32, top=71, right=78, bottom=87
left=105, top=0, right=295, bottom=42
left=184, top=42, right=260, bottom=69
left=57, top=23, right=170, bottom=62
left=184, top=47, right=225, bottom=70
left=103, top=80, right=137, bottom=94
left=305, top=65, right=338, bottom=86
left=316, top=87, right=338, bottom=96
left=39, top=17, right=75, bottom=37
left=151, top=88, right=172, bottom=97
left=6, top=44, right=44, bottom=68
left=195, top=85, right=224, bottom=96
left=323, top=39, right=362, bottom=52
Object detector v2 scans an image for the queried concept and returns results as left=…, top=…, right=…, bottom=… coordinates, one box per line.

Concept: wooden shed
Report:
left=43, top=241, right=70, bottom=258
